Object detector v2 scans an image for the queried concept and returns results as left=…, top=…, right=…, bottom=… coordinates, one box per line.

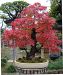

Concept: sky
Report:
left=0, top=0, right=50, bottom=6
left=23, top=0, right=51, bottom=6
left=0, top=0, right=51, bottom=28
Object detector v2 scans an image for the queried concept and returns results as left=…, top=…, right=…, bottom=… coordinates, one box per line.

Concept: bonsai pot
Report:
left=8, top=58, right=49, bottom=73
left=15, top=60, right=49, bottom=69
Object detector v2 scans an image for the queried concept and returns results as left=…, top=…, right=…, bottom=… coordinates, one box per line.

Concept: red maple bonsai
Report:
left=3, top=3, right=61, bottom=59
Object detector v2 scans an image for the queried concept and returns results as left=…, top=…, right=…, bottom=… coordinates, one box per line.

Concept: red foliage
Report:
left=3, top=29, right=34, bottom=47
left=3, top=3, right=61, bottom=52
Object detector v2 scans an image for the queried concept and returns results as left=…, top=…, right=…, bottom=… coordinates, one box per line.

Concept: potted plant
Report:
left=3, top=2, right=61, bottom=71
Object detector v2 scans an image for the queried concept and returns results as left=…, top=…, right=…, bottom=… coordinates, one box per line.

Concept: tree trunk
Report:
left=22, top=28, right=37, bottom=59
left=29, top=28, right=37, bottom=58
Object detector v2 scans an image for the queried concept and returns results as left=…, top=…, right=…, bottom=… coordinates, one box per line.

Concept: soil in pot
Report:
left=16, top=57, right=47, bottom=63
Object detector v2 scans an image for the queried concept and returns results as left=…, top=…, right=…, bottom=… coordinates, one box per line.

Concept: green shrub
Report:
left=4, top=56, right=9, bottom=60
left=7, top=65, right=16, bottom=73
left=48, top=58, right=63, bottom=70
left=1, top=58, right=7, bottom=67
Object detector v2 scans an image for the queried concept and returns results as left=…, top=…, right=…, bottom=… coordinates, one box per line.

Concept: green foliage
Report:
left=0, top=1, right=29, bottom=24
left=1, top=58, right=7, bottom=67
left=6, top=65, right=16, bottom=73
left=1, top=29, right=4, bottom=34
left=48, top=58, right=63, bottom=70
left=56, top=32, right=62, bottom=40
left=36, top=42, right=41, bottom=49
left=0, top=14, right=8, bottom=19
left=50, top=0, right=62, bottom=20
left=0, top=1, right=29, bottom=15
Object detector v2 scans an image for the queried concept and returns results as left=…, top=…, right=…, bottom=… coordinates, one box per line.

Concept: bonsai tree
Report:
left=3, top=3, right=61, bottom=61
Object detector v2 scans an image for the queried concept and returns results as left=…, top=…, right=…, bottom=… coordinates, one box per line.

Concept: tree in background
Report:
left=50, top=0, right=62, bottom=31
left=49, top=0, right=62, bottom=55
left=50, top=0, right=62, bottom=21
left=0, top=1, right=29, bottom=25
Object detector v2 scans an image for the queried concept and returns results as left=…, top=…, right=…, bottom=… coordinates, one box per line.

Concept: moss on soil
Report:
left=17, top=57, right=47, bottom=63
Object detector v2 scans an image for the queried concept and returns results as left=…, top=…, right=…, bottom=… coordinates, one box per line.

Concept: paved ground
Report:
left=2, top=73, right=43, bottom=75
left=47, top=69, right=63, bottom=74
